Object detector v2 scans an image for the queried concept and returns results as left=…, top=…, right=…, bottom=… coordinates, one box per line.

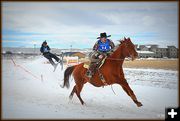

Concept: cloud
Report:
left=2, top=2, right=178, bottom=48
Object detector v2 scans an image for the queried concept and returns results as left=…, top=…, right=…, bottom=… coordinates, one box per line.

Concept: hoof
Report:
left=69, top=95, right=73, bottom=100
left=81, top=102, right=85, bottom=105
left=82, top=102, right=87, bottom=106
left=136, top=102, right=143, bottom=107
left=60, top=84, right=64, bottom=88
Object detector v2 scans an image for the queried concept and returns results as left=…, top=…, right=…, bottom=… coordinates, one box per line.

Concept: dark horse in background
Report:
left=62, top=37, right=143, bottom=107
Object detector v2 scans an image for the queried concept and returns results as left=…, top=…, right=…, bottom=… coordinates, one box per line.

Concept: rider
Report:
left=86, top=32, right=115, bottom=78
left=40, top=41, right=61, bottom=70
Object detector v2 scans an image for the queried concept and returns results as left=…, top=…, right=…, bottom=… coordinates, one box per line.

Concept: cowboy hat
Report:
left=97, top=32, right=111, bottom=39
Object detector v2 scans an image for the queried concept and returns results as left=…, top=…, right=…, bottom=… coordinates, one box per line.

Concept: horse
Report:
left=62, top=37, right=143, bottom=107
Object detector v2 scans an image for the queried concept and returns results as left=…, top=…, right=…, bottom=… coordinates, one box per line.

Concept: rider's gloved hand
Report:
left=98, top=55, right=104, bottom=59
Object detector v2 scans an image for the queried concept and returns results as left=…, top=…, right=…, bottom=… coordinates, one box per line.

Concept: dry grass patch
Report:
left=123, top=59, right=178, bottom=71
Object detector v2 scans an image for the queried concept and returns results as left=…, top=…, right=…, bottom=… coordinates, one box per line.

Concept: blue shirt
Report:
left=40, top=45, right=50, bottom=54
left=43, top=47, right=49, bottom=52
left=97, top=39, right=112, bottom=52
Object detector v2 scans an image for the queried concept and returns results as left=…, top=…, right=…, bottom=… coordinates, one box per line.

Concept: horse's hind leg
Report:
left=119, top=79, right=143, bottom=107
left=72, top=66, right=86, bottom=105
left=69, top=86, right=76, bottom=100
left=69, top=84, right=84, bottom=105
left=75, top=83, right=85, bottom=105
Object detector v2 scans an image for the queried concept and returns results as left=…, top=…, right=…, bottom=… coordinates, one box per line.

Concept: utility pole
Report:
left=33, top=41, right=37, bottom=57
left=70, top=45, right=72, bottom=52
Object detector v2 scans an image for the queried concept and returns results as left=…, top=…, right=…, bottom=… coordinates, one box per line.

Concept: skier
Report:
left=40, top=41, right=61, bottom=71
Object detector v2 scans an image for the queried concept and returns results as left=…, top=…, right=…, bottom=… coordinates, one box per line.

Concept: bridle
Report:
left=106, top=41, right=132, bottom=61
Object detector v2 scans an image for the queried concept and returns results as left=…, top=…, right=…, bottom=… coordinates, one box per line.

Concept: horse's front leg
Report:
left=118, top=79, right=143, bottom=107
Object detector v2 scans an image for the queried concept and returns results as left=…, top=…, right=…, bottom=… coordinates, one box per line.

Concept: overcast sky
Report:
left=2, top=2, right=178, bottom=49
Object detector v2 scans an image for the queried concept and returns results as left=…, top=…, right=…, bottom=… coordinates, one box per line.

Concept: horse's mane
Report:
left=108, top=38, right=130, bottom=59
left=110, top=40, right=124, bottom=54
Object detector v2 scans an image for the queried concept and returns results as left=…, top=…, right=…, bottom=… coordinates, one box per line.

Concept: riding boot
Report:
left=86, top=62, right=97, bottom=78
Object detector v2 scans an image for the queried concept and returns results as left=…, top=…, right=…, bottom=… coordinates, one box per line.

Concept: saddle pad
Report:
left=83, top=61, right=91, bottom=69
left=83, top=57, right=107, bottom=69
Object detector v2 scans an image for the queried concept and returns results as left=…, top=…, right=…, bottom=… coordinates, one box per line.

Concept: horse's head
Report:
left=119, top=37, right=138, bottom=61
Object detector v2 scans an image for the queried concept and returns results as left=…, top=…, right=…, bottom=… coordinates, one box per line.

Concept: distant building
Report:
left=137, top=45, right=178, bottom=58
left=137, top=51, right=156, bottom=58
left=63, top=52, right=86, bottom=59
left=139, top=45, right=149, bottom=51
left=167, top=46, right=178, bottom=58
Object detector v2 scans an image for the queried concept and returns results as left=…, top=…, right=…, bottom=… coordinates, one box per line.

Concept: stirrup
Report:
left=86, top=71, right=92, bottom=78
left=87, top=74, right=92, bottom=78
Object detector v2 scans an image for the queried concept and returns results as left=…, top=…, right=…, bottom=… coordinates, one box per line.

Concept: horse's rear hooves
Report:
left=69, top=95, right=73, bottom=100
left=82, top=102, right=87, bottom=106
left=137, top=102, right=143, bottom=107
left=59, top=84, right=64, bottom=88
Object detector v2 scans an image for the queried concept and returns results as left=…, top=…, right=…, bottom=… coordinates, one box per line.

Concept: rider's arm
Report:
left=47, top=46, right=51, bottom=50
left=109, top=39, right=115, bottom=49
left=40, top=46, right=44, bottom=53
left=93, top=41, right=99, bottom=51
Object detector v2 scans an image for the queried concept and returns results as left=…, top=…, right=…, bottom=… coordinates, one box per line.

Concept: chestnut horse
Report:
left=62, top=37, right=143, bottom=107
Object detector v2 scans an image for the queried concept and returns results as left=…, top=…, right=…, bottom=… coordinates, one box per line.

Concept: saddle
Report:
left=83, top=56, right=108, bottom=85
left=83, top=56, right=107, bottom=69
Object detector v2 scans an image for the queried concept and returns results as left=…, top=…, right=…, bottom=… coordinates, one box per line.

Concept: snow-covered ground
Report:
left=2, top=56, right=178, bottom=119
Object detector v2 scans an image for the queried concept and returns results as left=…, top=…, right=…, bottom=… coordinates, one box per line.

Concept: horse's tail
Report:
left=62, top=66, right=76, bottom=89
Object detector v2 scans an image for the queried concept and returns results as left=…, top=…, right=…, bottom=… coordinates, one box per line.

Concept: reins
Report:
left=106, top=58, right=124, bottom=61
left=105, top=41, right=131, bottom=61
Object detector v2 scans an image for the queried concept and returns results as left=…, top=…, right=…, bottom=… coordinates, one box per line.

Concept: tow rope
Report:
left=10, top=56, right=43, bottom=82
